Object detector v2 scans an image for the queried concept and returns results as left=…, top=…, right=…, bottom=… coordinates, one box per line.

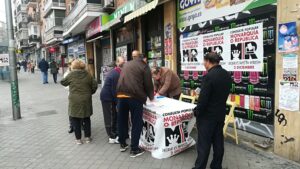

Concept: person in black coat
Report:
left=100, top=57, right=125, bottom=144
left=38, top=58, right=49, bottom=84
left=193, top=52, right=232, bottom=169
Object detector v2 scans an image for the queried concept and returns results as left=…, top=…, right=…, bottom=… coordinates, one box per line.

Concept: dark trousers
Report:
left=52, top=73, right=58, bottom=83
left=118, top=98, right=143, bottom=151
left=71, top=117, right=91, bottom=140
left=69, top=116, right=73, bottom=128
left=102, top=101, right=117, bottom=138
left=194, top=119, right=224, bottom=169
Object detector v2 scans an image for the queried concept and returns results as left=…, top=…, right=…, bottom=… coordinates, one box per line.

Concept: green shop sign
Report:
left=177, top=0, right=277, bottom=28
left=101, top=0, right=137, bottom=26
left=111, top=1, right=135, bottom=20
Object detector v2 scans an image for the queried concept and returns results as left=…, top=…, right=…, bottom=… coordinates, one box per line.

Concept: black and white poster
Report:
left=180, top=23, right=264, bottom=72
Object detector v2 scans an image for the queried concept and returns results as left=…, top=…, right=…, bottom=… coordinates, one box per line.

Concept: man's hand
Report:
left=155, top=93, right=161, bottom=97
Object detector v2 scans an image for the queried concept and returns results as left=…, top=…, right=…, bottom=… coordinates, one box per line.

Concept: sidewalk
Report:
left=0, top=72, right=299, bottom=169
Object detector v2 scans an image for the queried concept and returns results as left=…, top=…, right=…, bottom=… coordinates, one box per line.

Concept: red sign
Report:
left=86, top=17, right=101, bottom=38
left=49, top=47, right=56, bottom=53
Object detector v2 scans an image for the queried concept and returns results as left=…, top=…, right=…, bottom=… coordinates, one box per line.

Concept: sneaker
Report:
left=85, top=137, right=92, bottom=143
left=76, top=139, right=83, bottom=145
left=120, top=143, right=129, bottom=152
left=109, top=137, right=119, bottom=144
left=114, top=136, right=119, bottom=144
left=130, top=148, right=145, bottom=158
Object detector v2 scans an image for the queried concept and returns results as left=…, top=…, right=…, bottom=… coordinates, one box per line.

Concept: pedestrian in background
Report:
left=50, top=60, right=59, bottom=83
left=16, top=61, right=21, bottom=72
left=193, top=52, right=232, bottom=169
left=31, top=61, right=35, bottom=73
left=61, top=60, right=98, bottom=145
left=100, top=56, right=125, bottom=144
left=117, top=50, right=154, bottom=157
left=22, top=60, right=27, bottom=72
left=27, top=61, right=32, bottom=73
left=38, top=58, right=49, bottom=84
left=152, top=67, right=181, bottom=99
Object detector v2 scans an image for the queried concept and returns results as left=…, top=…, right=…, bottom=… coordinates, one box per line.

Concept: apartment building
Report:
left=0, top=21, right=8, bottom=54
left=14, top=0, right=29, bottom=55
left=42, top=0, right=66, bottom=60
left=26, top=0, right=41, bottom=62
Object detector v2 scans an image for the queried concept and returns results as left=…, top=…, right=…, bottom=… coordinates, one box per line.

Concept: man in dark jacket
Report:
left=100, top=56, right=125, bottom=144
left=38, top=58, right=49, bottom=84
left=50, top=60, right=59, bottom=83
left=193, top=52, right=232, bottom=169
left=117, top=50, right=154, bottom=157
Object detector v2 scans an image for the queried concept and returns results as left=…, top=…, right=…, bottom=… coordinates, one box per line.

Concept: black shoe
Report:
left=120, top=143, right=129, bottom=152
left=130, top=148, right=145, bottom=158
left=68, top=127, right=73, bottom=133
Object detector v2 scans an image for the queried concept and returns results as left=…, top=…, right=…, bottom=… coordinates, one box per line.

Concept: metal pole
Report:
left=5, top=0, right=21, bottom=120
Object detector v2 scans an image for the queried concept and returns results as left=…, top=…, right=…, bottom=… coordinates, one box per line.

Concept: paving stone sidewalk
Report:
left=0, top=72, right=299, bottom=169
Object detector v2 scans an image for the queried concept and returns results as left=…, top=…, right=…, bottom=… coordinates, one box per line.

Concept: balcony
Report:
left=45, top=29, right=63, bottom=45
left=19, top=39, right=29, bottom=48
left=18, top=22, right=28, bottom=30
left=28, top=14, right=40, bottom=24
left=28, top=35, right=41, bottom=45
left=44, top=0, right=66, bottom=17
left=26, top=0, right=38, bottom=9
left=63, top=0, right=103, bottom=37
left=16, top=4, right=27, bottom=15
left=45, top=17, right=64, bottom=44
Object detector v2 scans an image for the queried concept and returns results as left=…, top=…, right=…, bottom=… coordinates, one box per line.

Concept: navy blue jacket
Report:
left=38, top=59, right=49, bottom=73
left=100, top=67, right=121, bottom=102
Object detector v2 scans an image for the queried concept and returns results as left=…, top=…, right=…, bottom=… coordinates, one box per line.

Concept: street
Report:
left=0, top=72, right=299, bottom=169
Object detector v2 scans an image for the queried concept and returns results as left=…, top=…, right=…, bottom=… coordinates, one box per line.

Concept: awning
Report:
left=124, top=0, right=159, bottom=23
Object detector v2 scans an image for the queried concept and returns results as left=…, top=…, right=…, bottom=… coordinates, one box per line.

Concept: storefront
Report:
left=113, top=22, right=135, bottom=61
left=63, top=35, right=86, bottom=63
left=141, top=5, right=164, bottom=68
left=86, top=16, right=111, bottom=82
left=176, top=1, right=277, bottom=138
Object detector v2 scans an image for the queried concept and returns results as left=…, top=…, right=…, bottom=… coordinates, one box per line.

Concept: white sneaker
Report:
left=85, top=137, right=92, bottom=143
left=76, top=139, right=83, bottom=145
left=115, top=136, right=119, bottom=144
left=108, top=137, right=119, bottom=144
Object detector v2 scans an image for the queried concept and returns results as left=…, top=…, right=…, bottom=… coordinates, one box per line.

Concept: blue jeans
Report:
left=42, top=71, right=48, bottom=84
left=118, top=98, right=143, bottom=151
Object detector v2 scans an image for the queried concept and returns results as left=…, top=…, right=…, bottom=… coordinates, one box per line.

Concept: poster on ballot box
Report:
left=140, top=106, right=196, bottom=159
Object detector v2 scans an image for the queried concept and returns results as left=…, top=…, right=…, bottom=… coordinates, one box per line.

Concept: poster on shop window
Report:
left=139, top=98, right=196, bottom=159
left=180, top=23, right=263, bottom=71
left=0, top=54, right=9, bottom=67
left=180, top=36, right=204, bottom=71
left=177, top=0, right=276, bottom=28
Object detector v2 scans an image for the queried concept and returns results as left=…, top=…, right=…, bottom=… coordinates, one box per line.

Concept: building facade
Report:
left=14, top=0, right=29, bottom=59
left=10, top=0, right=300, bottom=163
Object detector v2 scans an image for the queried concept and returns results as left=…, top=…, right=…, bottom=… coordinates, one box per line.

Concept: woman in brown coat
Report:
left=61, top=60, right=98, bottom=145
left=152, top=67, right=181, bottom=99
